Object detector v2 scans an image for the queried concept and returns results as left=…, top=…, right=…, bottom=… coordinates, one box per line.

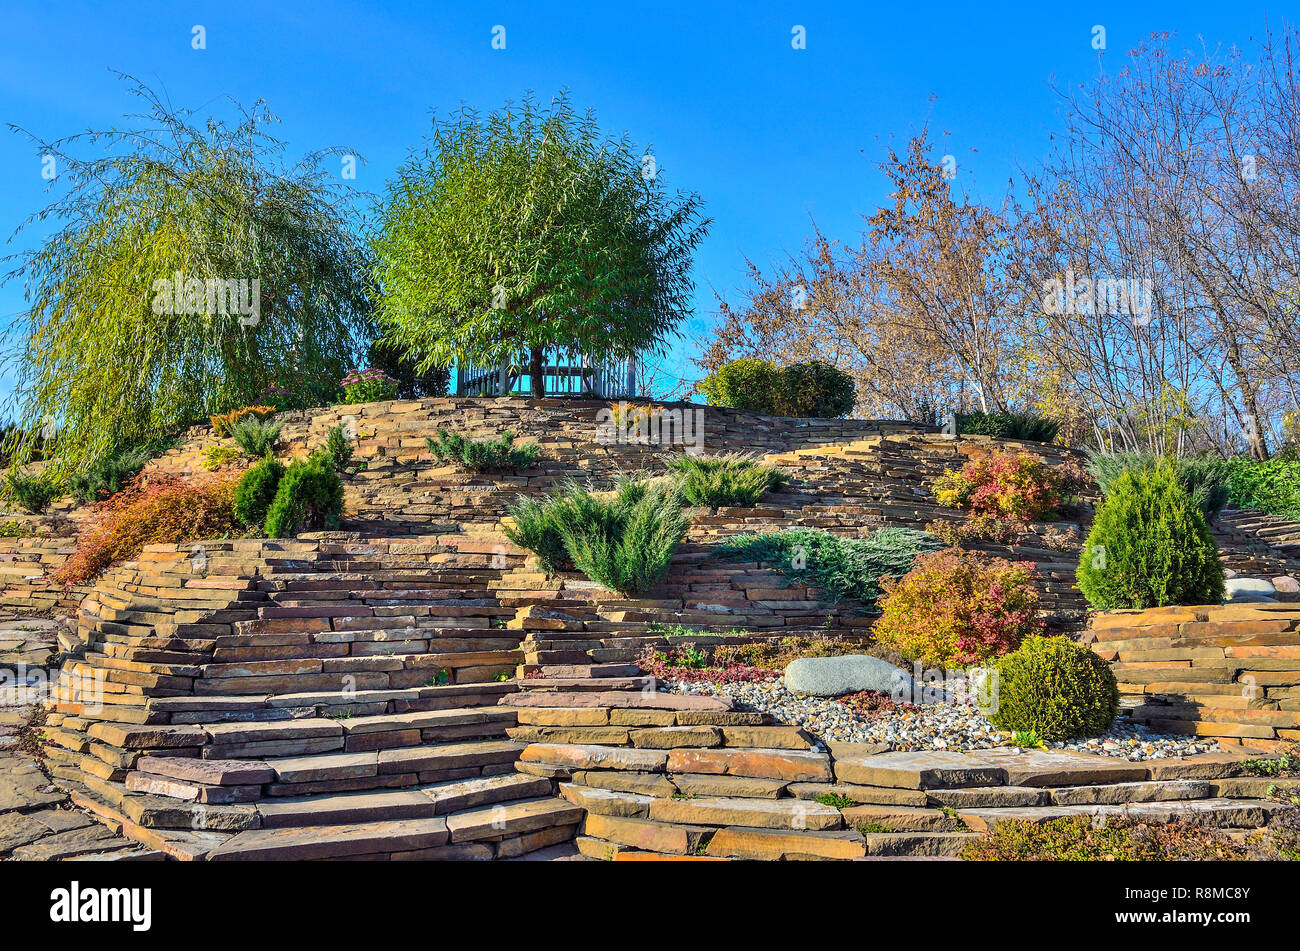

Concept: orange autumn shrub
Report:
left=931, top=450, right=1089, bottom=521
left=872, top=549, right=1044, bottom=667
left=53, top=473, right=242, bottom=586
left=210, top=405, right=277, bottom=437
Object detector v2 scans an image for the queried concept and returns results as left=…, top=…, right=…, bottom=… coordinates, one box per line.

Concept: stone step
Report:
left=501, top=690, right=730, bottom=712
left=520, top=663, right=644, bottom=679
left=256, top=773, right=551, bottom=827
left=956, top=797, right=1273, bottom=833
left=703, top=826, right=868, bottom=860
left=263, top=739, right=524, bottom=794
left=646, top=795, right=843, bottom=831
left=445, top=796, right=584, bottom=844
left=207, top=817, right=453, bottom=860
left=516, top=675, right=655, bottom=692
left=862, top=830, right=976, bottom=857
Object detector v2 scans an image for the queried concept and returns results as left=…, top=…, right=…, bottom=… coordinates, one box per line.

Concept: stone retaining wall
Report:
left=1089, top=604, right=1300, bottom=751
left=147, top=398, right=931, bottom=532
left=0, top=514, right=88, bottom=618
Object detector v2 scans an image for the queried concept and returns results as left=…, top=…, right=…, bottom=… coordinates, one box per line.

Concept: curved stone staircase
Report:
left=43, top=537, right=584, bottom=859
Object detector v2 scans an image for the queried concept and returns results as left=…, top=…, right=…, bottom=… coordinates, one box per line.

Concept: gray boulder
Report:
left=1225, top=578, right=1278, bottom=603
left=784, top=654, right=914, bottom=699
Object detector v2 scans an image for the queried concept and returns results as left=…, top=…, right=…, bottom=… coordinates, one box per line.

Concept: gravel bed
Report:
left=666, top=677, right=1219, bottom=760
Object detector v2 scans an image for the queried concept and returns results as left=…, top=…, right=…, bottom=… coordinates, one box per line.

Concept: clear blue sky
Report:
left=0, top=0, right=1286, bottom=403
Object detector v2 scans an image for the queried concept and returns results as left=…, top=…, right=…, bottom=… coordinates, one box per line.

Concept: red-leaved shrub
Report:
left=837, top=690, right=920, bottom=717
left=637, top=645, right=780, bottom=684
left=872, top=549, right=1045, bottom=667
left=53, top=473, right=242, bottom=586
left=931, top=450, right=1089, bottom=521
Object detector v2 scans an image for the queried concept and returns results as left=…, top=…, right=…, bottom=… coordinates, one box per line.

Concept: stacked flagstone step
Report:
left=501, top=679, right=1285, bottom=860
left=40, top=534, right=588, bottom=859
left=1211, top=508, right=1300, bottom=580
left=0, top=513, right=92, bottom=673
left=1216, top=504, right=1300, bottom=563
left=1089, top=603, right=1300, bottom=751
left=0, top=514, right=89, bottom=617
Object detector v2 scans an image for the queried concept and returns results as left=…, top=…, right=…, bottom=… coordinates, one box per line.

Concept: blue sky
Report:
left=0, top=0, right=1287, bottom=402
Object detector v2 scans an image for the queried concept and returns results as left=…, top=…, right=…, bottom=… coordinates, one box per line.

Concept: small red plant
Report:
left=837, top=690, right=920, bottom=717
left=931, top=450, right=1089, bottom=521
left=53, top=473, right=242, bottom=586
left=637, top=646, right=780, bottom=684
left=872, top=548, right=1045, bottom=667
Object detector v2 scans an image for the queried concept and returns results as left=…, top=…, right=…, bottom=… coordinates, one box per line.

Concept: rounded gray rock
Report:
left=783, top=654, right=914, bottom=699
left=1225, top=578, right=1278, bottom=602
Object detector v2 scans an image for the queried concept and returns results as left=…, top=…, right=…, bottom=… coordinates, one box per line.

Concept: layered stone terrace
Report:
left=8, top=399, right=1300, bottom=859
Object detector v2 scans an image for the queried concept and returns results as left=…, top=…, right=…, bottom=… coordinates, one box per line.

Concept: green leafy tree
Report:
left=1, top=77, right=371, bottom=472
left=372, top=93, right=710, bottom=397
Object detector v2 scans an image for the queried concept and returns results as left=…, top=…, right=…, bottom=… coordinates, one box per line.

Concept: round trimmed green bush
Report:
left=1076, top=463, right=1224, bottom=609
left=700, top=358, right=857, bottom=418
left=775, top=360, right=856, bottom=418
left=233, top=456, right=284, bottom=529
left=698, top=359, right=782, bottom=413
left=264, top=452, right=344, bottom=538
left=990, top=635, right=1119, bottom=741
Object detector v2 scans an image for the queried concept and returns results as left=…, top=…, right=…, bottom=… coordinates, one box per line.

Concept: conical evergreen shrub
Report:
left=1076, top=463, right=1224, bottom=609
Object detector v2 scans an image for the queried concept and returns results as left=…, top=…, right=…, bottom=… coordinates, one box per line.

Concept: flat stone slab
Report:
left=863, top=830, right=974, bottom=857
left=672, top=773, right=789, bottom=800
left=124, top=772, right=261, bottom=804
left=560, top=784, right=655, bottom=818
left=665, top=748, right=833, bottom=783
left=520, top=743, right=668, bottom=772
left=446, top=797, right=583, bottom=842
left=843, top=803, right=964, bottom=832
left=705, top=826, right=867, bottom=860
left=135, top=756, right=274, bottom=786
left=834, top=751, right=1006, bottom=790
left=648, top=796, right=842, bottom=831
left=1049, top=780, right=1213, bottom=806
left=957, top=797, right=1269, bottom=833
left=271, top=751, right=378, bottom=784
left=969, top=749, right=1149, bottom=787
left=0, top=755, right=64, bottom=812
left=258, top=789, right=437, bottom=828
left=924, top=786, right=1052, bottom=809
left=120, top=795, right=261, bottom=832
left=421, top=773, right=552, bottom=813
left=503, top=691, right=731, bottom=711
left=582, top=812, right=708, bottom=855
left=208, top=817, right=451, bottom=860
left=1145, top=750, right=1256, bottom=781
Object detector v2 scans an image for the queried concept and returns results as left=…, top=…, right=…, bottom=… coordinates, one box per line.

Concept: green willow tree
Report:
left=372, top=93, right=709, bottom=397
left=1, top=77, right=371, bottom=472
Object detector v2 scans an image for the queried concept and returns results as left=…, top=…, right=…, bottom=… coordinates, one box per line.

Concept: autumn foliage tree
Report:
left=702, top=132, right=1039, bottom=422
